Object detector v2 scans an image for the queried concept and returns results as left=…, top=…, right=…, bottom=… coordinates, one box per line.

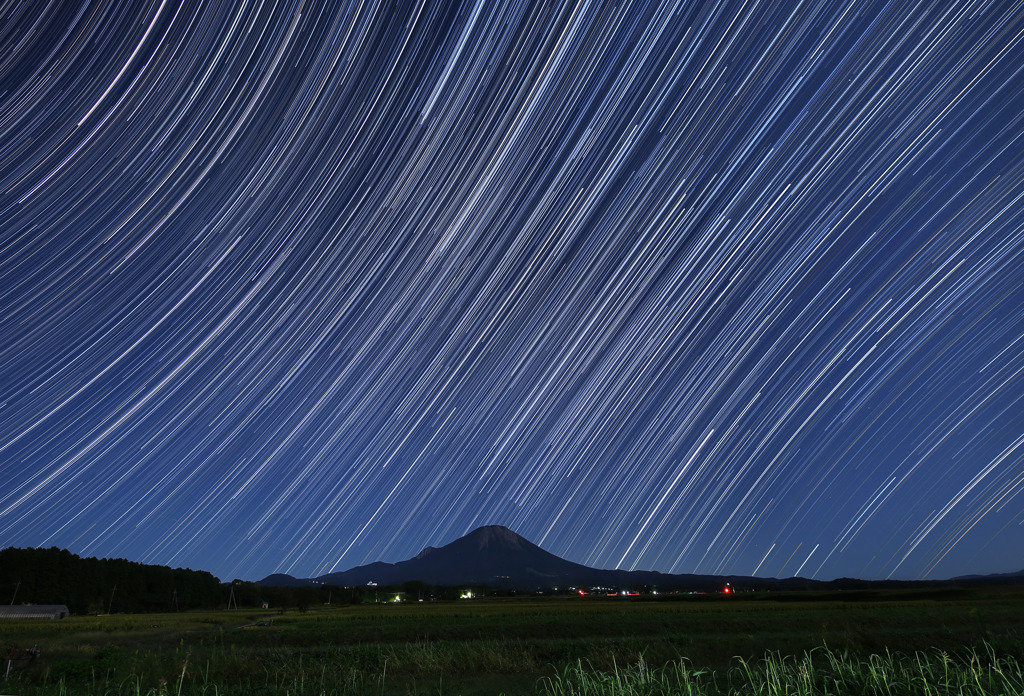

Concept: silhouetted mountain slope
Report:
left=260, top=573, right=313, bottom=588
left=261, top=525, right=784, bottom=590
left=952, top=568, right=1024, bottom=581
left=315, top=525, right=601, bottom=588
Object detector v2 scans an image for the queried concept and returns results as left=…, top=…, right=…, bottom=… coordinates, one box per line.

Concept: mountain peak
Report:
left=293, top=524, right=578, bottom=588
left=463, top=525, right=528, bottom=550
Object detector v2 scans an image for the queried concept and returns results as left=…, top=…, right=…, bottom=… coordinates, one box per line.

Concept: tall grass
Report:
left=11, top=642, right=1024, bottom=694
left=541, top=644, right=1024, bottom=696
left=6, top=592, right=1024, bottom=694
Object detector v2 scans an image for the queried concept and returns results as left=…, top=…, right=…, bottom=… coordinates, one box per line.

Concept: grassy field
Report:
left=2, top=586, right=1023, bottom=695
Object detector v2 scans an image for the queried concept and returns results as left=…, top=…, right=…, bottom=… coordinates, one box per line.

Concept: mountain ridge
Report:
left=260, top=525, right=816, bottom=591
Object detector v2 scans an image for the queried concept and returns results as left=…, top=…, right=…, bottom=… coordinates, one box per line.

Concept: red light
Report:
left=723, top=586, right=731, bottom=594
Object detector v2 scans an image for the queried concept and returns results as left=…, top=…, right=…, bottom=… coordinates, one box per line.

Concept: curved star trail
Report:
left=2, top=0, right=1023, bottom=583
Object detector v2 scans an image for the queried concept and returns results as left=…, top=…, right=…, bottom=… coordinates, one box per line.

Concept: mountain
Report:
left=952, top=569, right=1024, bottom=581
left=362, top=524, right=598, bottom=587
left=260, top=525, right=804, bottom=591
left=260, top=573, right=314, bottom=588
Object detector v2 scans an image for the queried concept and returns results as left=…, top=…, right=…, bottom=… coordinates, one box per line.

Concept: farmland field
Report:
left=2, top=586, right=1023, bottom=695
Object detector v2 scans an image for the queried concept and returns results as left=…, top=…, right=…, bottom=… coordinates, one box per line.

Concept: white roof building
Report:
left=0, top=605, right=70, bottom=619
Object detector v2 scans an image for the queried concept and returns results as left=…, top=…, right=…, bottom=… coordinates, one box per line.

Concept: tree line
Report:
left=1, top=547, right=224, bottom=614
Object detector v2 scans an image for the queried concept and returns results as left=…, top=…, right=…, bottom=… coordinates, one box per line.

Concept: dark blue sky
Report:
left=1, top=0, right=1022, bottom=583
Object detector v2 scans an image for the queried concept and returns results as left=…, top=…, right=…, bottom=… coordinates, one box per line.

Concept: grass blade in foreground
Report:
left=541, top=644, right=1024, bottom=696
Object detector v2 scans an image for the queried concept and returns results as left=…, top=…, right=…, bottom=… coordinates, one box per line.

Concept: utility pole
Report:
left=108, top=586, right=117, bottom=614
left=10, top=579, right=20, bottom=605
left=228, top=584, right=237, bottom=610
left=172, top=589, right=179, bottom=612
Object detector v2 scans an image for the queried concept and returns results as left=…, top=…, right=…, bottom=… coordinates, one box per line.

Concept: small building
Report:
left=0, top=605, right=70, bottom=620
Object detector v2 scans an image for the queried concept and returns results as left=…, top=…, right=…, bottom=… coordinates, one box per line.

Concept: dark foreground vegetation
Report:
left=3, top=586, right=1023, bottom=695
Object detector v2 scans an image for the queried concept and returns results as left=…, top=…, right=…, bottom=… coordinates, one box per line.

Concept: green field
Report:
left=3, top=586, right=1023, bottom=695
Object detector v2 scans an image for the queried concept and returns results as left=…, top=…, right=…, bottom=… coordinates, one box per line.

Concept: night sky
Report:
left=2, top=0, right=1023, bottom=584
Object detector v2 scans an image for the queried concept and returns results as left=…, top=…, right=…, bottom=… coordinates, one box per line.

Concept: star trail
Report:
left=1, top=0, right=1023, bottom=583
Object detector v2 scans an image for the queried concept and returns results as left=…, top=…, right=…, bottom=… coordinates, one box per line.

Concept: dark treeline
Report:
left=0, top=547, right=223, bottom=614
left=0, top=547, right=505, bottom=615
